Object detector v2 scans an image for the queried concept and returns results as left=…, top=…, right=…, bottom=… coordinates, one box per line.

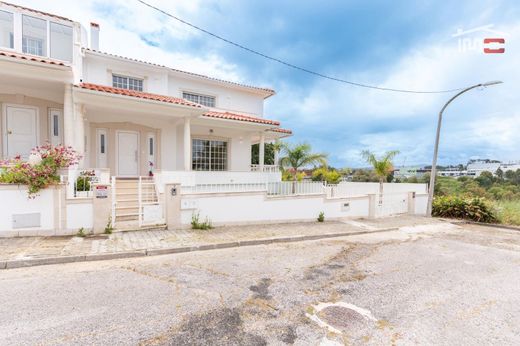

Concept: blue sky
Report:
left=19, top=0, right=520, bottom=167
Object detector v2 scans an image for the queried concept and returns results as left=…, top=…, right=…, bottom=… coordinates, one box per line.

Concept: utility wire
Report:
left=136, top=0, right=464, bottom=94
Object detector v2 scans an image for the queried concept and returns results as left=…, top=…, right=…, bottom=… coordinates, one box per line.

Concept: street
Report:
left=1, top=222, right=519, bottom=345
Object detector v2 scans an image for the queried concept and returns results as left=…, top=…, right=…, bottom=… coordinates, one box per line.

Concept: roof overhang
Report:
left=73, top=86, right=206, bottom=118
left=0, top=52, right=72, bottom=83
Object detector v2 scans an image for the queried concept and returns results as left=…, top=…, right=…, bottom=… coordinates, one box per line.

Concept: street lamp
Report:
left=426, top=80, right=503, bottom=216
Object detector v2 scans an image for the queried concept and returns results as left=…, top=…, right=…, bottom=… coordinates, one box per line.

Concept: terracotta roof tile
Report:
left=77, top=83, right=202, bottom=108
left=76, top=83, right=284, bottom=126
left=1, top=1, right=73, bottom=22
left=203, top=111, right=280, bottom=126
left=0, top=49, right=69, bottom=67
left=269, top=128, right=292, bottom=134
left=84, top=48, right=276, bottom=97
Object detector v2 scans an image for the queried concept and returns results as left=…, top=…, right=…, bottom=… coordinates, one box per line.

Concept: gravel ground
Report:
left=0, top=220, right=519, bottom=345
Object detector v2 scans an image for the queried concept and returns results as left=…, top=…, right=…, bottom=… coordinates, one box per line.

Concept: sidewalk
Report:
left=0, top=216, right=442, bottom=269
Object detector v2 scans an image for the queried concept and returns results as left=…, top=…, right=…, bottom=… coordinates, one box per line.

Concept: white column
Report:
left=63, top=84, right=74, bottom=148
left=274, top=141, right=280, bottom=167
left=183, top=117, right=191, bottom=171
left=259, top=132, right=265, bottom=172
left=74, top=104, right=85, bottom=167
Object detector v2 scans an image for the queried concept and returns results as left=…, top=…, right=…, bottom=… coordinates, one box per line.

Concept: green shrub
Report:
left=312, top=167, right=342, bottom=184
left=77, top=227, right=87, bottom=237
left=317, top=211, right=325, bottom=222
left=104, top=217, right=114, bottom=234
left=191, top=212, right=213, bottom=230
left=494, top=200, right=520, bottom=226
left=432, top=196, right=498, bottom=223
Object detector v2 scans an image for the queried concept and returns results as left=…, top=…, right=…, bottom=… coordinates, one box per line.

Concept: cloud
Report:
left=268, top=21, right=520, bottom=167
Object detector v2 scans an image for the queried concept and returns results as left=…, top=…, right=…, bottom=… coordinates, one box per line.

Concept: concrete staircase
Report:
left=113, top=177, right=165, bottom=230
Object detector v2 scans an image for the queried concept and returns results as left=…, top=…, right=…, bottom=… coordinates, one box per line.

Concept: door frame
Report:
left=115, top=130, right=140, bottom=177
left=2, top=104, right=40, bottom=158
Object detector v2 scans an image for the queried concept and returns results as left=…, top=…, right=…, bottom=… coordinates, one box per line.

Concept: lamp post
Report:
left=426, top=81, right=503, bottom=216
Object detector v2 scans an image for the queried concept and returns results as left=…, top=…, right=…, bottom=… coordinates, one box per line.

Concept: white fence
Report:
left=181, top=181, right=325, bottom=196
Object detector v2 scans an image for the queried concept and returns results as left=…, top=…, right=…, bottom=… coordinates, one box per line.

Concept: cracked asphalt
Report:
left=1, top=221, right=519, bottom=345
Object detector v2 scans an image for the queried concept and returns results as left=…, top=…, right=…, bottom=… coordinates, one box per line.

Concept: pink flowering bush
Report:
left=0, top=144, right=81, bottom=196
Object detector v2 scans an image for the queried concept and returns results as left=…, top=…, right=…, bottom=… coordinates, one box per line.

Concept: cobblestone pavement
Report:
left=0, top=216, right=442, bottom=261
left=0, top=221, right=518, bottom=345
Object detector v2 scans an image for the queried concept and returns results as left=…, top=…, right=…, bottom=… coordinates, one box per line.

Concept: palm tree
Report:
left=280, top=142, right=327, bottom=181
left=361, top=150, right=400, bottom=204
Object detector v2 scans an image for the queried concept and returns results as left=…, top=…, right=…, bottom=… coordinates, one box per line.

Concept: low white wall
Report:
left=0, top=186, right=55, bottom=235
left=334, top=182, right=428, bottom=196
left=66, top=203, right=93, bottom=230
left=180, top=192, right=369, bottom=226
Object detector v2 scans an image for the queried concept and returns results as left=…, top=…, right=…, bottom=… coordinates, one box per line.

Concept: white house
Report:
left=0, top=2, right=428, bottom=235
left=0, top=2, right=291, bottom=179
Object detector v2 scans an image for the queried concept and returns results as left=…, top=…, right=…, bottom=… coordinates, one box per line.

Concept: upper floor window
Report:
left=182, top=92, right=216, bottom=107
left=112, top=74, right=144, bottom=91
left=50, top=22, right=72, bottom=61
left=22, top=15, right=47, bottom=56
left=0, top=10, right=13, bottom=49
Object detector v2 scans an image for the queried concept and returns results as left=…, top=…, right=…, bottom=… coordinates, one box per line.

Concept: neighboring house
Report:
left=0, top=1, right=291, bottom=182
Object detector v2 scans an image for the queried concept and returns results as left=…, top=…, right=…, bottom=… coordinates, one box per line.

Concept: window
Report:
left=192, top=139, right=227, bottom=171
left=22, top=15, right=47, bottom=56
left=53, top=114, right=59, bottom=136
left=149, top=137, right=154, bottom=156
left=112, top=75, right=144, bottom=91
left=0, top=10, right=13, bottom=49
left=182, top=92, right=216, bottom=107
left=100, top=134, right=105, bottom=154
left=50, top=22, right=72, bottom=61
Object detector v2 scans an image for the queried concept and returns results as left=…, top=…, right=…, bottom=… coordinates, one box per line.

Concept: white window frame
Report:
left=112, top=74, right=144, bottom=92
left=0, top=9, right=14, bottom=50
left=96, top=128, right=108, bottom=168
left=191, top=137, right=228, bottom=171
left=48, top=108, right=63, bottom=146
left=147, top=132, right=156, bottom=171
left=182, top=91, right=217, bottom=107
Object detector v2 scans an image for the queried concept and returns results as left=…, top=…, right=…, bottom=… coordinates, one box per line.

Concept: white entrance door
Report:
left=4, top=106, right=37, bottom=158
left=117, top=131, right=139, bottom=176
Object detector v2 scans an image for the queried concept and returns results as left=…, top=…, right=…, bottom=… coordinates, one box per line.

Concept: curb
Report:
left=454, top=220, right=520, bottom=232
left=1, top=227, right=400, bottom=270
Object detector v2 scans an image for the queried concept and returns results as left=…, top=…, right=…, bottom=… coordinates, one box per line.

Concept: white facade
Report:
left=0, top=2, right=290, bottom=179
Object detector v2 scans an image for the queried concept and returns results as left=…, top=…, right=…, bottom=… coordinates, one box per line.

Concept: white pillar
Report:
left=183, top=117, right=191, bottom=171
left=273, top=140, right=280, bottom=167
left=63, top=84, right=74, bottom=148
left=74, top=104, right=85, bottom=167
left=259, top=132, right=265, bottom=171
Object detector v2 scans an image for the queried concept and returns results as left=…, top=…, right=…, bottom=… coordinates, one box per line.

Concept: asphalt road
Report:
left=1, top=221, right=519, bottom=345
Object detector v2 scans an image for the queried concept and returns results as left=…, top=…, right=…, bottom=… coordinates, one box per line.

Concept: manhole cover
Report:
left=319, top=306, right=367, bottom=330
left=306, top=302, right=377, bottom=334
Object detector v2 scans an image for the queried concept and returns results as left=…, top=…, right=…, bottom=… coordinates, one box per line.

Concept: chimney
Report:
left=90, top=22, right=100, bottom=51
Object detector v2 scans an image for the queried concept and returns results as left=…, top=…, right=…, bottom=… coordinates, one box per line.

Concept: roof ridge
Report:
left=83, top=48, right=276, bottom=97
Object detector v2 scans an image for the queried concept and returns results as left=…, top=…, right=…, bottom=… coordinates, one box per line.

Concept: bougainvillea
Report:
left=0, top=144, right=81, bottom=197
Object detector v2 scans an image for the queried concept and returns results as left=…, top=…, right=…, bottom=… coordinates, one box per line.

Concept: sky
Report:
left=14, top=0, right=520, bottom=167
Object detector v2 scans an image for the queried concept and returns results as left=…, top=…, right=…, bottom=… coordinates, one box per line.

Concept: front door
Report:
left=4, top=106, right=37, bottom=159
left=117, top=131, right=139, bottom=176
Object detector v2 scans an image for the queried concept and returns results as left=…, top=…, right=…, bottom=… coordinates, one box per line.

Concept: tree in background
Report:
left=251, top=143, right=275, bottom=165
left=361, top=150, right=400, bottom=203
left=279, top=142, right=327, bottom=181
left=311, top=167, right=342, bottom=184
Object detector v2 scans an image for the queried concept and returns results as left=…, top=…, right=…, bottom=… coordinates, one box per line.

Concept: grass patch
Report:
left=493, top=200, right=520, bottom=226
